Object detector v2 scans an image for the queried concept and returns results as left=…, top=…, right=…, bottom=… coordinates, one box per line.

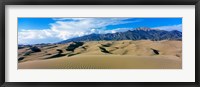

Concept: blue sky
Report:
left=18, top=18, right=182, bottom=44
left=18, top=18, right=54, bottom=31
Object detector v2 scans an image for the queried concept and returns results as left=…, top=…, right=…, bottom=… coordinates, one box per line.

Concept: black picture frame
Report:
left=0, top=0, right=199, bottom=87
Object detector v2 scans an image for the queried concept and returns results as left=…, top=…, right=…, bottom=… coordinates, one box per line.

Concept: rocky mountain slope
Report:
left=58, top=27, right=182, bottom=44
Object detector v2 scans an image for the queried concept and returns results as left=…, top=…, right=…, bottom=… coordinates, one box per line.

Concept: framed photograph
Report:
left=0, top=0, right=199, bottom=87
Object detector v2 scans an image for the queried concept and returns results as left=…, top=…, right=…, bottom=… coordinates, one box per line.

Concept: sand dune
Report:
left=18, top=55, right=181, bottom=69
left=18, top=40, right=182, bottom=69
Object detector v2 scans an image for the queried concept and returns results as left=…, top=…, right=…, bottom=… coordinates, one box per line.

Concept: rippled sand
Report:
left=18, top=55, right=181, bottom=69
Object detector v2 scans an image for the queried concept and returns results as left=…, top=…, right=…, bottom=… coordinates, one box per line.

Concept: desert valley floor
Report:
left=18, top=40, right=182, bottom=69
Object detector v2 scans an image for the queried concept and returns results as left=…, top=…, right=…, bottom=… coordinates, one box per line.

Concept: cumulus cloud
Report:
left=152, top=24, right=182, bottom=31
left=18, top=29, right=57, bottom=44
left=18, top=18, right=137, bottom=44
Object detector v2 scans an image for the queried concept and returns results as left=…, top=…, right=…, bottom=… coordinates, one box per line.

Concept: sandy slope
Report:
left=18, top=40, right=182, bottom=69
left=18, top=55, right=181, bottom=69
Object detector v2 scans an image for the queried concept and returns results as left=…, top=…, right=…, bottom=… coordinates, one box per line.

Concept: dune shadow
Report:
left=99, top=46, right=112, bottom=54
left=66, top=42, right=84, bottom=52
left=18, top=57, right=25, bottom=62
left=151, top=48, right=159, bottom=55
left=45, top=53, right=68, bottom=59
left=67, top=53, right=81, bottom=57
left=101, top=43, right=112, bottom=47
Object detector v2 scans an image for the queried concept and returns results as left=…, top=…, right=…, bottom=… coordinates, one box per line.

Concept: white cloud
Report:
left=18, top=29, right=58, bottom=44
left=18, top=18, right=137, bottom=44
left=152, top=24, right=182, bottom=31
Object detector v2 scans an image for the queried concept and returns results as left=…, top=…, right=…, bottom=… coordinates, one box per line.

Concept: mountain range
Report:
left=58, top=27, right=182, bottom=44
